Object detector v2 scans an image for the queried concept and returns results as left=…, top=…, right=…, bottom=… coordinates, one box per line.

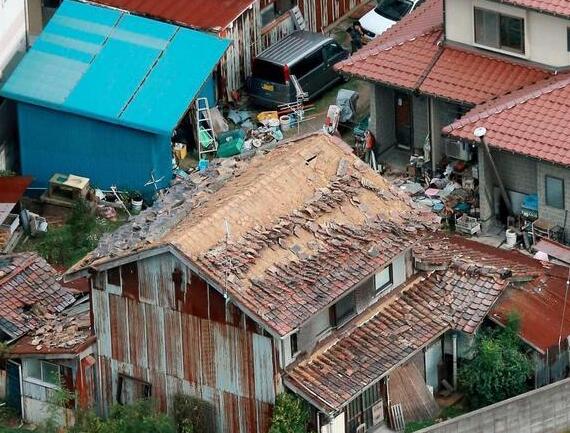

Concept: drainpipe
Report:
left=452, top=333, right=458, bottom=390
left=475, top=127, right=513, bottom=216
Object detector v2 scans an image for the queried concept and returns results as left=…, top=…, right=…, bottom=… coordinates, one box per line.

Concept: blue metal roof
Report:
left=0, top=0, right=230, bottom=135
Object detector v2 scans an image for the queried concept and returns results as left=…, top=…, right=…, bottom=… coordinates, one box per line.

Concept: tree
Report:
left=268, top=393, right=310, bottom=433
left=458, top=314, right=534, bottom=409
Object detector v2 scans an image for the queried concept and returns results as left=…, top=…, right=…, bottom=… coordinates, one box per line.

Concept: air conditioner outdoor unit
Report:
left=445, top=138, right=471, bottom=161
left=356, top=424, right=367, bottom=433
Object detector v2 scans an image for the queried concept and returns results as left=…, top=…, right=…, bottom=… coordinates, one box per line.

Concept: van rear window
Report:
left=252, top=60, right=286, bottom=84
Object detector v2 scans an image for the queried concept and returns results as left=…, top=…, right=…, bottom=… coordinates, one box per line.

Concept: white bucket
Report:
left=505, top=229, right=517, bottom=248
left=131, top=199, right=143, bottom=215
left=279, top=115, right=291, bottom=131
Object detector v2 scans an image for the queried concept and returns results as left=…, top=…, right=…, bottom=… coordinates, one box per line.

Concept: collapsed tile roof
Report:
left=286, top=234, right=570, bottom=413
left=10, top=298, right=94, bottom=355
left=443, top=73, right=570, bottom=167
left=0, top=253, right=76, bottom=340
left=336, top=0, right=551, bottom=106
left=285, top=260, right=509, bottom=412
left=68, top=133, right=439, bottom=336
left=416, top=235, right=570, bottom=354
left=488, top=0, right=570, bottom=17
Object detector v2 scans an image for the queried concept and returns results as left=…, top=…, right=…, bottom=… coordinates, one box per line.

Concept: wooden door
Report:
left=395, top=92, right=413, bottom=149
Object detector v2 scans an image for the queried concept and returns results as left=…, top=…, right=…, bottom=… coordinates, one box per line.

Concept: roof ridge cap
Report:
left=445, top=74, right=570, bottom=132
left=0, top=254, right=39, bottom=288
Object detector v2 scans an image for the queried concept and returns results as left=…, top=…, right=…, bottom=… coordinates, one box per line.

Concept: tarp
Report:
left=0, top=0, right=230, bottom=135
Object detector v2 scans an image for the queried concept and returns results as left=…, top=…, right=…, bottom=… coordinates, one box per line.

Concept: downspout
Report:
left=452, top=333, right=458, bottom=390
left=475, top=128, right=513, bottom=216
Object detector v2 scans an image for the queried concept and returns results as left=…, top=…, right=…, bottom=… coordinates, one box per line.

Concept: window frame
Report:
left=260, top=0, right=297, bottom=28
left=330, top=292, right=356, bottom=328
left=27, top=359, right=61, bottom=386
left=474, top=7, right=525, bottom=55
left=290, top=332, right=299, bottom=357
left=374, top=264, right=393, bottom=295
left=117, top=374, right=152, bottom=405
left=545, top=175, right=565, bottom=209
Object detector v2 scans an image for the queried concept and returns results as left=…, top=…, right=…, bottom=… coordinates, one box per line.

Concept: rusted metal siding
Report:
left=93, top=253, right=276, bottom=433
left=299, top=0, right=368, bottom=31
left=220, top=2, right=261, bottom=98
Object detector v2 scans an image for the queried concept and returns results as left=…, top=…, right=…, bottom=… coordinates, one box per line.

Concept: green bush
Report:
left=458, top=314, right=533, bottom=409
left=268, top=393, right=310, bottom=433
left=71, top=401, right=175, bottom=433
left=172, top=394, right=215, bottom=433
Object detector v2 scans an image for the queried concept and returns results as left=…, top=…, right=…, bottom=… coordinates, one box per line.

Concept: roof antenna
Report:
left=558, top=266, right=570, bottom=349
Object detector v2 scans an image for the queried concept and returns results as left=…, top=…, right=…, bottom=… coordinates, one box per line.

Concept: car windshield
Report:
left=374, top=0, right=414, bottom=21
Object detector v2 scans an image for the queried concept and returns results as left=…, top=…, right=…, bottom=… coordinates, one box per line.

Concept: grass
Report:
left=403, top=404, right=468, bottom=433
left=15, top=201, right=125, bottom=268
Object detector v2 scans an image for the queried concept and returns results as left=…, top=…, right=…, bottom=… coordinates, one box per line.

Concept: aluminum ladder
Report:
left=289, top=6, right=306, bottom=31
left=195, top=97, right=217, bottom=161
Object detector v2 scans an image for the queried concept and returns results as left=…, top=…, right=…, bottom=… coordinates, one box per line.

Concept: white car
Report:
left=359, top=0, right=424, bottom=39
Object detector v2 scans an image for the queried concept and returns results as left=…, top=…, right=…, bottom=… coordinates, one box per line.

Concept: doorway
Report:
left=6, top=360, right=22, bottom=415
left=395, top=92, right=413, bottom=150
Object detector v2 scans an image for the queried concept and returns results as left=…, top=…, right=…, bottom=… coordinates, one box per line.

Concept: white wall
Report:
left=0, top=0, right=27, bottom=81
left=445, top=0, right=570, bottom=67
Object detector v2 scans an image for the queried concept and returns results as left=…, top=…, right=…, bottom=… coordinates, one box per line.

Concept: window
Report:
left=567, top=28, right=570, bottom=52
left=28, top=360, right=61, bottom=386
left=261, top=0, right=297, bottom=27
left=107, top=267, right=121, bottom=287
left=117, top=374, right=152, bottom=405
left=331, top=292, right=356, bottom=327
left=375, top=264, right=393, bottom=295
left=290, top=50, right=323, bottom=78
left=375, top=0, right=414, bottom=22
left=290, top=332, right=299, bottom=356
left=323, top=42, right=345, bottom=63
left=474, top=8, right=525, bottom=54
left=345, top=382, right=382, bottom=432
left=545, top=176, right=565, bottom=209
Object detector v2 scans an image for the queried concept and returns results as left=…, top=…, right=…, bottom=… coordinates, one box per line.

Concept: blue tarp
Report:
left=0, top=0, right=230, bottom=135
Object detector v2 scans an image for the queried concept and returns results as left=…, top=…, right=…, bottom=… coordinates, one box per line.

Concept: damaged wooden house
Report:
left=64, top=132, right=570, bottom=432
left=0, top=253, right=95, bottom=426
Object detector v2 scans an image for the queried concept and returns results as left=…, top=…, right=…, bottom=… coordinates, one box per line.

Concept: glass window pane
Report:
left=335, top=292, right=356, bottom=325
left=27, top=359, right=41, bottom=380
left=500, top=15, right=524, bottom=52
left=375, top=265, right=393, bottom=293
left=546, top=176, right=565, bottom=209
left=42, top=362, right=60, bottom=385
left=475, top=8, right=499, bottom=48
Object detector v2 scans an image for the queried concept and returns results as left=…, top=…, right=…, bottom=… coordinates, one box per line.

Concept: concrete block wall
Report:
left=369, top=83, right=396, bottom=153
left=412, top=95, right=429, bottom=153
left=537, top=161, right=570, bottom=241
left=417, top=378, right=570, bottom=433
left=493, top=150, right=538, bottom=196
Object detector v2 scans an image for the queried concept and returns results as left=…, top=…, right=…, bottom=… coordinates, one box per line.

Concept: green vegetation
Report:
left=458, top=314, right=533, bottom=409
left=71, top=401, right=175, bottom=433
left=18, top=200, right=123, bottom=267
left=268, top=393, right=310, bottom=433
left=404, top=419, right=436, bottom=432
left=172, top=394, right=215, bottom=433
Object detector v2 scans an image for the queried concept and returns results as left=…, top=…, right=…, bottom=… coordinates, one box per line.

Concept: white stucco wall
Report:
left=0, top=0, right=27, bottom=81
left=445, top=0, right=570, bottom=67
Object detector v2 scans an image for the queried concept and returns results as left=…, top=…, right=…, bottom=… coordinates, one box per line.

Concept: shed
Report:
left=0, top=0, right=230, bottom=195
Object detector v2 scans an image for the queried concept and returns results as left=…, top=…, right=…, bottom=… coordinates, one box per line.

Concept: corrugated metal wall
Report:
left=299, top=0, right=368, bottom=31
left=16, top=103, right=172, bottom=194
left=92, top=253, right=276, bottom=433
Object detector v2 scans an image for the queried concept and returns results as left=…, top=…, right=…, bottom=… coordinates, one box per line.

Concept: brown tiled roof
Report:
left=337, top=0, right=551, bottom=105
left=10, top=299, right=94, bottom=355
left=285, top=264, right=508, bottom=412
left=489, top=0, right=570, bottom=17
left=443, top=73, right=570, bottom=167
left=0, top=253, right=75, bottom=339
left=69, top=133, right=439, bottom=336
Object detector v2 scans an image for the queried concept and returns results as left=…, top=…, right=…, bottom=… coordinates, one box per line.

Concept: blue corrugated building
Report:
left=0, top=0, right=230, bottom=195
